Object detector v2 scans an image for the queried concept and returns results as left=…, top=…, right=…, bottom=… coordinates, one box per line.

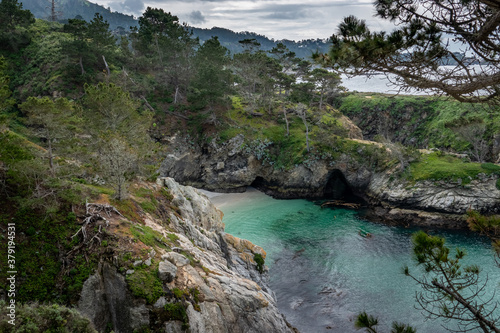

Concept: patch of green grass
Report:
left=218, top=127, right=241, bottom=143
left=131, top=225, right=167, bottom=249
left=126, top=263, right=163, bottom=304
left=167, top=233, right=179, bottom=243
left=134, top=188, right=154, bottom=198
left=409, top=152, right=488, bottom=183
left=85, top=184, right=114, bottom=196
left=110, top=199, right=142, bottom=222
left=139, top=200, right=157, bottom=214
left=164, top=303, right=189, bottom=329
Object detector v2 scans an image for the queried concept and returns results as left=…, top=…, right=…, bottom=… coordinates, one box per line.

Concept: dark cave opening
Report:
left=250, top=176, right=270, bottom=191
left=323, top=169, right=363, bottom=203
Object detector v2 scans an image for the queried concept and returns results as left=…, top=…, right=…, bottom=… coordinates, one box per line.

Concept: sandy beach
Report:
left=197, top=187, right=265, bottom=209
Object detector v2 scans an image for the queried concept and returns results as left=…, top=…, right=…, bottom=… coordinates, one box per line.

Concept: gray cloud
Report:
left=96, top=0, right=396, bottom=40
left=109, top=0, right=145, bottom=16
left=261, top=10, right=310, bottom=20
left=188, top=10, right=206, bottom=24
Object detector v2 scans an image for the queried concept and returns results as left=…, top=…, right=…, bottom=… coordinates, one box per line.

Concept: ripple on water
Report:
left=215, top=189, right=499, bottom=333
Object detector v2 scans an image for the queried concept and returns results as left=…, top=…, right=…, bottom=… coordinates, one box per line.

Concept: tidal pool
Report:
left=210, top=188, right=500, bottom=333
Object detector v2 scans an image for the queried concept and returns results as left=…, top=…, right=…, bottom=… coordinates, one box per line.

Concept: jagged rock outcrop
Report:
left=364, top=172, right=500, bottom=227
left=160, top=134, right=373, bottom=200
left=79, top=262, right=147, bottom=333
left=78, top=177, right=296, bottom=333
left=368, top=173, right=500, bottom=215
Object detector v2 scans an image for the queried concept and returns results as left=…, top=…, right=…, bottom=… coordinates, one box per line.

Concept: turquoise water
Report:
left=218, top=189, right=500, bottom=333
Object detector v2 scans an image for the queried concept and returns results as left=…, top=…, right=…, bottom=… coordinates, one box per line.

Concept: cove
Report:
left=210, top=188, right=500, bottom=333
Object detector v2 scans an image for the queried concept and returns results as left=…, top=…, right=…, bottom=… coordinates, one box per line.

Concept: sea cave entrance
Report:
left=323, top=169, right=358, bottom=202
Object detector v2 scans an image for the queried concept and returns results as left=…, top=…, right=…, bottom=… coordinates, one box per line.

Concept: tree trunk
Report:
left=47, top=134, right=55, bottom=177
left=319, top=87, right=324, bottom=110
left=79, top=56, right=85, bottom=75
left=102, top=55, right=110, bottom=77
left=283, top=106, right=289, bottom=136
left=302, top=113, right=310, bottom=152
left=155, top=35, right=163, bottom=68
left=174, top=86, right=180, bottom=104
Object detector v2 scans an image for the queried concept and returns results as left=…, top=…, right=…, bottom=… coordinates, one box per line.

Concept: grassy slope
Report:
left=339, top=93, right=500, bottom=151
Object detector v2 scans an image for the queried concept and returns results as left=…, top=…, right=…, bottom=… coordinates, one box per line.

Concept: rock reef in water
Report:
left=77, top=177, right=296, bottom=333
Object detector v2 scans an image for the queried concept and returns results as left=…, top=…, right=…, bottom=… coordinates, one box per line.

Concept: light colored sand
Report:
left=197, top=187, right=265, bottom=209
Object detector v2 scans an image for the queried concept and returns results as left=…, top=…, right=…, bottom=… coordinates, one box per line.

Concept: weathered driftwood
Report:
left=71, top=202, right=123, bottom=243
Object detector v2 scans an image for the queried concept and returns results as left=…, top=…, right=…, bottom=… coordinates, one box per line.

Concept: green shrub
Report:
left=481, top=163, right=500, bottom=173
left=254, top=253, right=265, bottom=274
left=126, top=266, right=163, bottom=304
left=164, top=303, right=188, bottom=327
left=172, top=287, right=188, bottom=299
left=0, top=301, right=97, bottom=332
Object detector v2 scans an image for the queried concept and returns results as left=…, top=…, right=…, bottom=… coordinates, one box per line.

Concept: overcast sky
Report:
left=90, top=0, right=396, bottom=41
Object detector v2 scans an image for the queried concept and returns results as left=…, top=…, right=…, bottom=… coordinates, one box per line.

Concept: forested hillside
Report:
left=20, top=0, right=331, bottom=57
left=20, top=0, right=137, bottom=29
left=0, top=2, right=351, bottom=321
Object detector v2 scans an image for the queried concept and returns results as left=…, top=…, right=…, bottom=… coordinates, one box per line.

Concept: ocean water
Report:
left=340, top=65, right=488, bottom=95
left=214, top=188, right=500, bottom=333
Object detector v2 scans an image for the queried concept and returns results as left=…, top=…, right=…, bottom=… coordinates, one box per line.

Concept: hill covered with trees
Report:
left=19, top=0, right=331, bottom=57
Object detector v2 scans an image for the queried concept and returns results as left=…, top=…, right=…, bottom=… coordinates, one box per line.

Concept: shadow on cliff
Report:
left=251, top=169, right=367, bottom=205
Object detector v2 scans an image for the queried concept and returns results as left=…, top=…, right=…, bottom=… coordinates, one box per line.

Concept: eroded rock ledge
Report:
left=160, top=135, right=500, bottom=228
left=78, top=177, right=296, bottom=333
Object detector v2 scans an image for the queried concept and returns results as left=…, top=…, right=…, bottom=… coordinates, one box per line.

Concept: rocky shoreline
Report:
left=160, top=134, right=500, bottom=229
left=78, top=178, right=297, bottom=333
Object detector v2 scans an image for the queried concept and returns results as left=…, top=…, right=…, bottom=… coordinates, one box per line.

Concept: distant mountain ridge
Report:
left=20, top=0, right=331, bottom=59
left=20, top=0, right=137, bottom=30
left=192, top=26, right=331, bottom=58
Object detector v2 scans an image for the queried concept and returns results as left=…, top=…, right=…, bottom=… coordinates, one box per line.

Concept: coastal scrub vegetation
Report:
left=0, top=300, right=96, bottom=332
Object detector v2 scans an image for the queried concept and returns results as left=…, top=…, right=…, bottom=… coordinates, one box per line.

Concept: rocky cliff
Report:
left=160, top=134, right=373, bottom=200
left=160, top=134, right=500, bottom=228
left=364, top=172, right=500, bottom=228
left=77, top=177, right=296, bottom=333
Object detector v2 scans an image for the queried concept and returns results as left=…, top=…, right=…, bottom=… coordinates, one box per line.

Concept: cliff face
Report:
left=77, top=177, right=296, bottom=333
left=364, top=172, right=500, bottom=228
left=160, top=135, right=500, bottom=228
left=160, top=134, right=373, bottom=200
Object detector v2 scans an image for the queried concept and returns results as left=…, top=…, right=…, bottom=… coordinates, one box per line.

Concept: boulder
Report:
left=158, top=260, right=177, bottom=282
